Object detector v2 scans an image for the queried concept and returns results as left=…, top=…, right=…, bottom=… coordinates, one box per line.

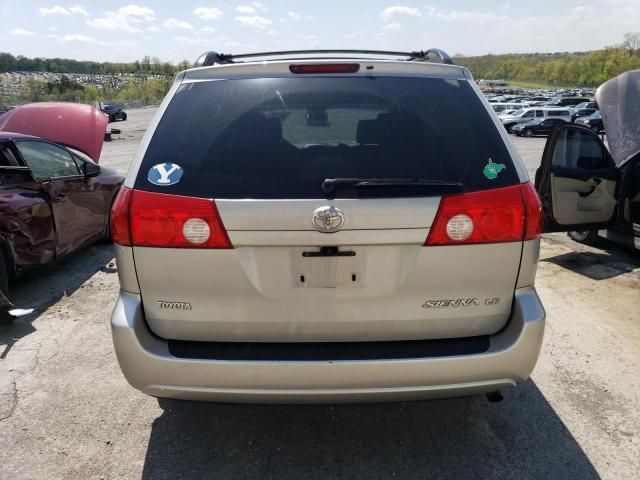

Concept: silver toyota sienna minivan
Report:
left=110, top=49, right=545, bottom=403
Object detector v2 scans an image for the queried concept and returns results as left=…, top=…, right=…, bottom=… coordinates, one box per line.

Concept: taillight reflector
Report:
left=110, top=186, right=133, bottom=245
left=425, top=183, right=540, bottom=246
left=113, top=190, right=232, bottom=249
left=289, top=63, right=360, bottom=74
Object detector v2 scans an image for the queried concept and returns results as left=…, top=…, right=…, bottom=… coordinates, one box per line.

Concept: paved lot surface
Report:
left=1, top=108, right=639, bottom=480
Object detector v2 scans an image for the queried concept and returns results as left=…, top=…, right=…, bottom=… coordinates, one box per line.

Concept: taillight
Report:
left=425, top=183, right=540, bottom=246
left=110, top=186, right=133, bottom=245
left=114, top=190, right=232, bottom=249
left=289, top=63, right=360, bottom=74
left=521, top=182, right=543, bottom=240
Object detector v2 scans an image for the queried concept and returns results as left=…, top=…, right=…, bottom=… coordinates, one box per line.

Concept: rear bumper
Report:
left=110, top=287, right=545, bottom=403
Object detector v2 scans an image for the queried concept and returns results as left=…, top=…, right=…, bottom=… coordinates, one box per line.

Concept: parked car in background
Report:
left=570, top=108, right=598, bottom=122
left=570, top=101, right=597, bottom=111
left=491, top=102, right=530, bottom=114
left=500, top=107, right=572, bottom=132
left=574, top=111, right=604, bottom=134
left=546, top=97, right=591, bottom=107
left=535, top=70, right=640, bottom=251
left=0, top=103, right=124, bottom=322
left=101, top=104, right=127, bottom=122
left=0, top=102, right=107, bottom=162
left=512, top=118, right=568, bottom=137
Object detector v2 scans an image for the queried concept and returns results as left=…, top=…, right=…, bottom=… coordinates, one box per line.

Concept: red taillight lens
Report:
left=110, top=186, right=133, bottom=245
left=521, top=181, right=543, bottom=240
left=425, top=184, right=535, bottom=246
left=289, top=63, right=360, bottom=74
left=128, top=190, right=232, bottom=249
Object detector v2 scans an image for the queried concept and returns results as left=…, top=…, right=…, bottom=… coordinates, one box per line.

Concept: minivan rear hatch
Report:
left=130, top=68, right=526, bottom=342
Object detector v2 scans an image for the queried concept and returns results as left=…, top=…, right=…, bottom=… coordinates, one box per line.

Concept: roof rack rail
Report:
left=192, top=49, right=454, bottom=68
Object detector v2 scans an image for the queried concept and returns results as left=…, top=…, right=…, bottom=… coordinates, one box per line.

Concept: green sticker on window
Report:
left=483, top=158, right=506, bottom=180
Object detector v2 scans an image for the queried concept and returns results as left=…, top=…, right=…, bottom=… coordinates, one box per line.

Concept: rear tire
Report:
left=100, top=218, right=112, bottom=244
left=525, top=129, right=533, bottom=137
left=0, top=249, right=12, bottom=326
left=0, top=249, right=8, bottom=299
left=568, top=230, right=599, bottom=245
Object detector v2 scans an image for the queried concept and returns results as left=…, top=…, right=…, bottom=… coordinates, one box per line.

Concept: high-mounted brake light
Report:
left=425, top=183, right=541, bottom=246
left=289, top=63, right=360, bottom=74
left=111, top=189, right=232, bottom=248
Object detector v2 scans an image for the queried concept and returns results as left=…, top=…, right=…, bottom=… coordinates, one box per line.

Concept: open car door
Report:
left=535, top=124, right=619, bottom=232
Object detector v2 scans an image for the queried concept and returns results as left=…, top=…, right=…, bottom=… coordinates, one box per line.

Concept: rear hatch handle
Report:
left=321, top=178, right=463, bottom=199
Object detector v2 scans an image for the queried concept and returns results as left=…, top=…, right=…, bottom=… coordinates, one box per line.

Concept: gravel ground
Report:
left=1, top=108, right=639, bottom=480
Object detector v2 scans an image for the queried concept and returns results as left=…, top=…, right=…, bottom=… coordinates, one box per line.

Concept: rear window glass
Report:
left=136, top=76, right=519, bottom=198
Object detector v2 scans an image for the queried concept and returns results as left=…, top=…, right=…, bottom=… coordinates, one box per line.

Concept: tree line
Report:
left=456, top=48, right=640, bottom=87
left=455, top=33, right=640, bottom=87
left=0, top=53, right=189, bottom=75
left=15, top=75, right=173, bottom=106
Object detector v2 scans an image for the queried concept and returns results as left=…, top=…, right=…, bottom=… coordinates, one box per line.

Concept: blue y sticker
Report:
left=148, top=163, right=183, bottom=186
left=483, top=158, right=506, bottom=180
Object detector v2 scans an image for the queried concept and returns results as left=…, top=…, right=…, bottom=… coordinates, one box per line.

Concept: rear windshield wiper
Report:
left=321, top=178, right=463, bottom=198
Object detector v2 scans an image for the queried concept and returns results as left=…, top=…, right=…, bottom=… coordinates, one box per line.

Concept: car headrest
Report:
left=222, top=111, right=283, bottom=147
left=376, top=112, right=424, bottom=147
left=356, top=119, right=382, bottom=144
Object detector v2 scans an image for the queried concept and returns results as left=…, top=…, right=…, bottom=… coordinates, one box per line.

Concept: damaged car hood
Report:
left=0, top=102, right=107, bottom=163
left=596, top=70, right=640, bottom=168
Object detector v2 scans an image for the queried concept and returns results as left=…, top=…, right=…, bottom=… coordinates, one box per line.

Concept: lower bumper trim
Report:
left=167, top=336, right=490, bottom=361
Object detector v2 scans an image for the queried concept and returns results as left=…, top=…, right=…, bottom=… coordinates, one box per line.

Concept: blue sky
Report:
left=1, top=1, right=639, bottom=63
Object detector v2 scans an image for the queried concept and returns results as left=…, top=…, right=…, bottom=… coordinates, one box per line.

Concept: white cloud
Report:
left=87, top=12, right=142, bottom=33
left=235, top=15, right=272, bottom=29
left=62, top=33, right=98, bottom=43
left=118, top=4, right=155, bottom=22
left=164, top=18, right=194, bottom=30
left=39, top=5, right=71, bottom=16
left=251, top=1, right=266, bottom=10
left=147, top=25, right=159, bottom=32
left=193, top=6, right=223, bottom=20
left=87, top=5, right=156, bottom=33
left=48, top=33, right=106, bottom=45
left=11, top=28, right=34, bottom=36
left=382, top=23, right=403, bottom=32
left=344, top=30, right=363, bottom=39
left=236, top=5, right=256, bottom=14
left=39, top=4, right=88, bottom=16
left=200, top=25, right=215, bottom=33
left=173, top=36, right=212, bottom=48
left=69, top=5, right=88, bottom=16
left=380, top=6, right=421, bottom=21
left=287, top=11, right=300, bottom=20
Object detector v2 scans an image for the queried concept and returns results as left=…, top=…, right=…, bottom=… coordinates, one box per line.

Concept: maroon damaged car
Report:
left=0, top=103, right=123, bottom=322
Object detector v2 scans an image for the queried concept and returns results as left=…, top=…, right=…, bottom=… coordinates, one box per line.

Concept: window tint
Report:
left=552, top=128, right=610, bottom=169
left=523, top=111, right=535, bottom=118
left=137, top=77, right=518, bottom=198
left=15, top=141, right=80, bottom=180
left=535, top=110, right=544, bottom=117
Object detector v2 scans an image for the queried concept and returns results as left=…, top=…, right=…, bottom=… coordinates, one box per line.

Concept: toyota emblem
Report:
left=312, top=206, right=345, bottom=233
